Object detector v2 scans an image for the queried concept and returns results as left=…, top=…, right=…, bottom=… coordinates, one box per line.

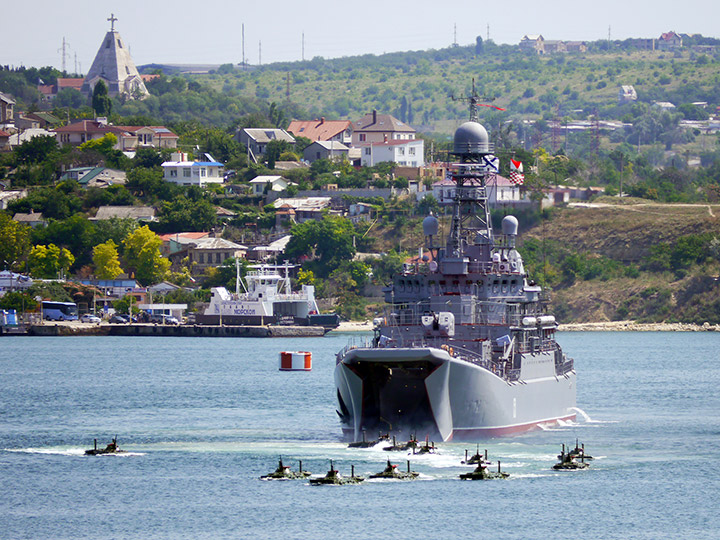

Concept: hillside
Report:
left=517, top=199, right=720, bottom=323
left=186, top=43, right=720, bottom=135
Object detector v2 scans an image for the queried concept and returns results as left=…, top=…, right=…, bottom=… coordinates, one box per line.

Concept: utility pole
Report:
left=453, top=24, right=457, bottom=47
left=302, top=32, right=305, bottom=61
left=259, top=41, right=262, bottom=66
left=242, top=23, right=245, bottom=70
left=487, top=23, right=490, bottom=42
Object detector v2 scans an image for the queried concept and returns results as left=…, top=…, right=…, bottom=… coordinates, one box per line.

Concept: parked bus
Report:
left=41, top=301, right=78, bottom=321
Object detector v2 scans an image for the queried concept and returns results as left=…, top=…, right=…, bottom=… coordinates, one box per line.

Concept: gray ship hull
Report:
left=335, top=347, right=576, bottom=442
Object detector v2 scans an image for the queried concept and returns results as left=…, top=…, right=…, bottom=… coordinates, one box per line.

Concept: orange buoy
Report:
left=279, top=351, right=312, bottom=371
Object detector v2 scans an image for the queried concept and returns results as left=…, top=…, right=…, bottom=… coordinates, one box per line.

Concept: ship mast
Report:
left=447, top=80, right=495, bottom=260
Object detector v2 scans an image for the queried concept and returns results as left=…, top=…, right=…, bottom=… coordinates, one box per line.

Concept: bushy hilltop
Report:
left=176, top=37, right=720, bottom=134
left=515, top=198, right=720, bottom=324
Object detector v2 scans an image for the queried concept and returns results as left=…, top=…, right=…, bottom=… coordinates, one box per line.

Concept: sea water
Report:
left=1, top=332, right=718, bottom=540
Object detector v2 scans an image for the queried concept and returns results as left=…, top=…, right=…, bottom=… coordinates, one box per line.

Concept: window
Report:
left=398, top=147, right=405, bottom=155
left=359, top=133, right=366, bottom=142
left=170, top=169, right=177, bottom=177
left=118, top=39, right=123, bottom=48
left=198, top=253, right=204, bottom=264
left=183, top=168, right=191, bottom=177
left=200, top=168, right=206, bottom=177
left=409, top=147, right=416, bottom=155
left=216, top=253, right=221, bottom=263
left=364, top=148, right=371, bottom=155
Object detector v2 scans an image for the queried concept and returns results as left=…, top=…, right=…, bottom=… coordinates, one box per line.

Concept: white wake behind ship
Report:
left=334, top=99, right=576, bottom=442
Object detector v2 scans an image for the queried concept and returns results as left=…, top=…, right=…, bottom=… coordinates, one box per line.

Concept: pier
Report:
left=22, top=323, right=326, bottom=338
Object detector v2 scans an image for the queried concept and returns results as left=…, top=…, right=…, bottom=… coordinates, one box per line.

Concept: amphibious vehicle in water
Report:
left=335, top=88, right=576, bottom=442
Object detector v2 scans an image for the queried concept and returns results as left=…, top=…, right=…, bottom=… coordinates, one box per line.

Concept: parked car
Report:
left=149, top=313, right=179, bottom=325
left=109, top=315, right=130, bottom=324
left=80, top=313, right=102, bottom=324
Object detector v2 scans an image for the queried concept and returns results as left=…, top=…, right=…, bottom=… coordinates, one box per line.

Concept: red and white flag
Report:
left=509, top=159, right=524, bottom=185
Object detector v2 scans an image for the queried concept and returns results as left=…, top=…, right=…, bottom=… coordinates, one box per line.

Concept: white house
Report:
left=432, top=175, right=528, bottom=206
left=161, top=152, right=224, bottom=187
left=358, top=139, right=424, bottom=167
left=249, top=175, right=292, bottom=196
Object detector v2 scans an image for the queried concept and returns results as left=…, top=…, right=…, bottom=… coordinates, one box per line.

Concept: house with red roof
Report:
left=657, top=31, right=682, bottom=50
left=287, top=118, right=352, bottom=145
left=52, top=119, right=177, bottom=151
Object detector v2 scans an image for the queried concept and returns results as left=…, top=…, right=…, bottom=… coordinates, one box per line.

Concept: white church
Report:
left=81, top=14, right=149, bottom=100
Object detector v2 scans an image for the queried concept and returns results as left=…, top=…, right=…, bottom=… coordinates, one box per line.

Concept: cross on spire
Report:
left=108, top=13, right=118, bottom=32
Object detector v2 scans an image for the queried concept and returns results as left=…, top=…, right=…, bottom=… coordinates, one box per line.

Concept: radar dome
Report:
left=453, top=121, right=490, bottom=155
left=501, top=215, right=519, bottom=236
left=423, top=214, right=440, bottom=237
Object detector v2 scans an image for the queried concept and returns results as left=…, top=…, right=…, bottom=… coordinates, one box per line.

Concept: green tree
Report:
left=92, top=240, right=123, bottom=279
left=28, top=244, right=75, bottom=278
left=92, top=80, right=112, bottom=117
left=0, top=213, right=31, bottom=269
left=157, top=195, right=217, bottom=233
left=284, top=215, right=356, bottom=276
left=122, top=225, right=170, bottom=285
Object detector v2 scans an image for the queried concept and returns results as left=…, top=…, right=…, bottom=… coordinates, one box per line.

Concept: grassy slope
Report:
left=521, top=200, right=720, bottom=323
left=194, top=48, right=719, bottom=136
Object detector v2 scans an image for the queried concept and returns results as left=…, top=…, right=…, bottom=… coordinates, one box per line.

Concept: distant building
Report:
left=303, top=140, right=350, bottom=163
left=13, top=211, right=47, bottom=228
left=81, top=14, right=149, bottom=99
left=543, top=40, right=566, bottom=54
left=59, top=166, right=127, bottom=188
left=432, top=175, right=528, bottom=207
left=287, top=118, right=352, bottom=144
left=618, top=85, right=638, bottom=103
left=351, top=111, right=416, bottom=147
left=91, top=206, right=156, bottom=222
left=114, top=126, right=179, bottom=149
left=272, top=197, right=333, bottom=225
left=657, top=31, right=682, bottom=50
left=652, top=101, right=676, bottom=110
left=168, top=237, right=248, bottom=276
left=358, top=138, right=425, bottom=167
left=249, top=175, right=292, bottom=196
left=519, top=35, right=544, bottom=54
left=0, top=129, right=10, bottom=151
left=161, top=152, right=224, bottom=187
left=565, top=41, right=587, bottom=53
left=0, top=190, right=27, bottom=210
left=0, top=92, right=15, bottom=127
left=238, top=128, right=295, bottom=158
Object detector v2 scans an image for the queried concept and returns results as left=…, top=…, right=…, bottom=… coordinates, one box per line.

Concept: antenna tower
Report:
left=58, top=37, right=70, bottom=73
left=242, top=24, right=245, bottom=70
left=487, top=23, right=490, bottom=42
left=453, top=24, right=457, bottom=47
left=286, top=73, right=290, bottom=101
left=302, top=32, right=305, bottom=61
left=259, top=41, right=262, bottom=66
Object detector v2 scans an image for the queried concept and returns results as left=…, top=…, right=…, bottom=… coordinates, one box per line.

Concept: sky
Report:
left=2, top=1, right=720, bottom=73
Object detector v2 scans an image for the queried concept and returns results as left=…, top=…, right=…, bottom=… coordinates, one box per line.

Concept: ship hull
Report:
left=335, top=347, right=576, bottom=442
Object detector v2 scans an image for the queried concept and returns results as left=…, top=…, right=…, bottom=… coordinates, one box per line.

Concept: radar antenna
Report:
left=451, top=78, right=506, bottom=122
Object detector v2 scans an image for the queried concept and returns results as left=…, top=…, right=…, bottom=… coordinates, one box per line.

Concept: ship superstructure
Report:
left=334, top=100, right=576, bottom=442
left=198, top=262, right=338, bottom=329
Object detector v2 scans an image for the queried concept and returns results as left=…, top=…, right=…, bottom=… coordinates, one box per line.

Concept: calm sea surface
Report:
left=1, top=332, right=719, bottom=540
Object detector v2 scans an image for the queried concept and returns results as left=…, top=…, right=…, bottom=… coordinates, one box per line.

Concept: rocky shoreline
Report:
left=558, top=321, right=719, bottom=332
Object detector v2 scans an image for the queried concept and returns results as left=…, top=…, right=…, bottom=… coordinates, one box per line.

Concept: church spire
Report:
left=107, top=13, right=118, bottom=32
